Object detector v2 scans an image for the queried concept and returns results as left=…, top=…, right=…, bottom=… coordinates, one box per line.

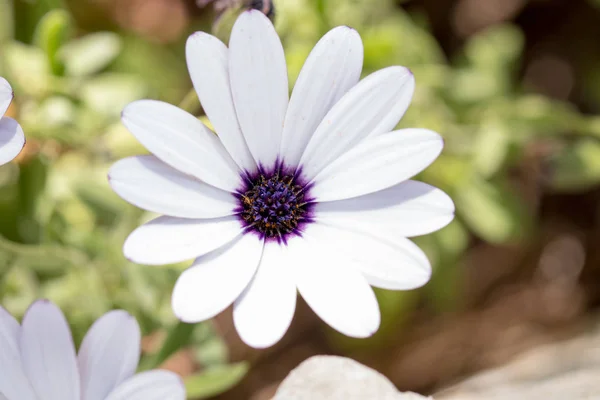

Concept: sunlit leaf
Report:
left=455, top=177, right=531, bottom=243
left=60, top=32, right=121, bottom=77
left=33, top=9, right=72, bottom=75
left=4, top=42, right=51, bottom=96
left=473, top=122, right=510, bottom=178
left=464, top=24, right=524, bottom=71
left=80, top=73, right=147, bottom=117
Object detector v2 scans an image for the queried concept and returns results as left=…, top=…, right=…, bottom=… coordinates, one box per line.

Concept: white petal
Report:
left=20, top=300, right=80, bottom=400
left=78, top=311, right=141, bottom=400
left=316, top=223, right=431, bottom=290
left=105, top=370, right=185, bottom=400
left=0, top=117, right=25, bottom=166
left=299, top=67, right=414, bottom=180
left=109, top=155, right=238, bottom=219
left=279, top=26, right=363, bottom=167
left=0, top=77, right=13, bottom=118
left=229, top=10, right=288, bottom=167
left=289, top=227, right=381, bottom=338
left=186, top=32, right=256, bottom=173
left=315, top=180, right=454, bottom=237
left=0, top=307, right=37, bottom=400
left=311, top=129, right=443, bottom=202
left=124, top=215, right=242, bottom=265
left=121, top=99, right=241, bottom=192
left=172, top=234, right=264, bottom=322
left=233, top=242, right=296, bottom=348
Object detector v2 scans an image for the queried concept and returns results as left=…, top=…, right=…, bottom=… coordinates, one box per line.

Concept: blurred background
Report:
left=2, top=0, right=600, bottom=398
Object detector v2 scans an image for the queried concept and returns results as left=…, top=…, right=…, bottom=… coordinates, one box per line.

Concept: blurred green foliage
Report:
left=1, top=0, right=600, bottom=397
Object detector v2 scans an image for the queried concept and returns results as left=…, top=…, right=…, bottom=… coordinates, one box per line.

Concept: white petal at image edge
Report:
left=0, top=307, right=37, bottom=400
left=105, top=371, right=185, bottom=400
left=229, top=10, right=289, bottom=167
left=234, top=242, right=297, bottom=348
left=78, top=311, right=141, bottom=400
left=20, top=300, right=80, bottom=400
left=124, top=215, right=242, bottom=265
left=0, top=117, right=25, bottom=166
left=172, top=234, right=264, bottom=323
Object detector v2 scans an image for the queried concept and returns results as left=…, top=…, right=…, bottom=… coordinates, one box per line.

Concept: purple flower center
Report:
left=237, top=168, right=312, bottom=242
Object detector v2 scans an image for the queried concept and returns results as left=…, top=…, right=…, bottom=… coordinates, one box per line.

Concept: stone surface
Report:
left=273, top=355, right=431, bottom=400
left=436, top=318, right=600, bottom=399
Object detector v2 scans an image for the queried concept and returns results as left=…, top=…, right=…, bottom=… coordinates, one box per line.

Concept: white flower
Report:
left=0, top=300, right=186, bottom=400
left=109, top=10, right=454, bottom=349
left=0, top=77, right=25, bottom=166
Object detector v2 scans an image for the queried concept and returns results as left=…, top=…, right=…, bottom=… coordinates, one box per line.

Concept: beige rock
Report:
left=273, top=355, right=432, bottom=400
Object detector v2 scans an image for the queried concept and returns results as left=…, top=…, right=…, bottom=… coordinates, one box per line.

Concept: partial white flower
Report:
left=0, top=300, right=186, bottom=400
left=109, top=10, right=454, bottom=348
left=0, top=77, right=25, bottom=166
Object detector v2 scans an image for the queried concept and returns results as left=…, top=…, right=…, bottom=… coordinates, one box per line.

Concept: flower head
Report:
left=0, top=300, right=185, bottom=400
left=109, top=10, right=454, bottom=348
left=0, top=77, right=25, bottom=166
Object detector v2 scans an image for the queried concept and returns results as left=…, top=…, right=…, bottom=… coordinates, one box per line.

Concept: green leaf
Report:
left=60, top=32, right=121, bottom=77
left=422, top=220, right=469, bottom=312
left=143, top=322, right=196, bottom=370
left=0, top=0, right=14, bottom=42
left=33, top=9, right=72, bottom=75
left=472, top=122, right=510, bottom=178
left=80, top=73, right=146, bottom=117
left=17, top=156, right=49, bottom=244
left=0, top=235, right=87, bottom=275
left=448, top=67, right=508, bottom=103
left=76, top=178, right=130, bottom=226
left=362, top=15, right=444, bottom=71
left=192, top=323, right=229, bottom=367
left=455, top=177, right=531, bottom=243
left=0, top=266, right=38, bottom=316
left=184, top=362, right=249, bottom=399
left=37, top=96, right=77, bottom=130
left=509, top=95, right=583, bottom=137
left=547, top=138, right=600, bottom=193
left=464, top=24, right=524, bottom=71
left=4, top=42, right=51, bottom=96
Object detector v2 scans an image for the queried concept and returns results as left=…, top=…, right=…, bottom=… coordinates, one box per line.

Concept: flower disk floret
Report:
left=237, top=165, right=313, bottom=242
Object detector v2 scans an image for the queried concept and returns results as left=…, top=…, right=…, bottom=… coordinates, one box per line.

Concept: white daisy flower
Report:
left=109, top=10, right=454, bottom=348
left=0, top=77, right=25, bottom=166
left=0, top=300, right=186, bottom=400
